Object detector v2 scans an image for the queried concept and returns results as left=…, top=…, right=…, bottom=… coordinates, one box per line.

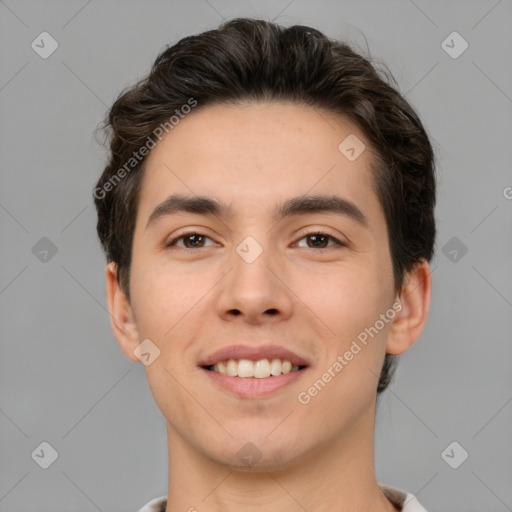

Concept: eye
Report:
left=165, top=232, right=216, bottom=250
left=295, top=231, right=347, bottom=250
left=165, top=231, right=347, bottom=251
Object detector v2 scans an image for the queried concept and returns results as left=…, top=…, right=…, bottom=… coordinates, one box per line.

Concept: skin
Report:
left=105, top=102, right=431, bottom=512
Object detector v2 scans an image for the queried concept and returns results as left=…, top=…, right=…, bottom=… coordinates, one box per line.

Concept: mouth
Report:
left=199, top=345, right=310, bottom=398
left=203, top=358, right=306, bottom=378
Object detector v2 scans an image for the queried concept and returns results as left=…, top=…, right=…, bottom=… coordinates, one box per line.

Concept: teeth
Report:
left=217, top=361, right=227, bottom=374
left=254, top=359, right=271, bottom=378
left=282, top=360, right=292, bottom=374
left=237, top=359, right=254, bottom=378
left=270, top=358, right=282, bottom=376
left=226, top=359, right=237, bottom=377
left=212, top=358, right=302, bottom=378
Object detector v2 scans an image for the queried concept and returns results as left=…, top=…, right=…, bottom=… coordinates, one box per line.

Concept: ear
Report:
left=105, top=261, right=140, bottom=362
left=385, top=259, right=432, bottom=355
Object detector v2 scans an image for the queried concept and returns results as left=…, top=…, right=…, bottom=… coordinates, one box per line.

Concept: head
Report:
left=94, top=18, right=435, bottom=469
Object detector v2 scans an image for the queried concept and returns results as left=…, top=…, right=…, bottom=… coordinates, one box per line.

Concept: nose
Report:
left=215, top=239, right=294, bottom=325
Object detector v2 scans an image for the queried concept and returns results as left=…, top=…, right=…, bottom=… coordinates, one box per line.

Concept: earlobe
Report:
left=105, top=262, right=140, bottom=362
left=385, top=259, right=432, bottom=355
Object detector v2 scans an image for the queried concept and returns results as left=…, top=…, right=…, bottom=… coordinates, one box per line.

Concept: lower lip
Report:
left=201, top=367, right=307, bottom=398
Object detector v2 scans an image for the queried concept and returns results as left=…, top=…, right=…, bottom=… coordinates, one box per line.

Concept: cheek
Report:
left=314, top=261, right=391, bottom=335
left=129, top=259, right=204, bottom=341
left=305, top=255, right=393, bottom=389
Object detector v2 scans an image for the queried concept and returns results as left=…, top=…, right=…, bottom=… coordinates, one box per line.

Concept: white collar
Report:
left=137, top=483, right=429, bottom=511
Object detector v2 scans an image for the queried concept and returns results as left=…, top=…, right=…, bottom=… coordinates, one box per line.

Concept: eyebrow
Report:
left=145, top=193, right=369, bottom=231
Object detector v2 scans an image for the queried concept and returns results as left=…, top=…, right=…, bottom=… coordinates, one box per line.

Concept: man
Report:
left=94, top=18, right=435, bottom=512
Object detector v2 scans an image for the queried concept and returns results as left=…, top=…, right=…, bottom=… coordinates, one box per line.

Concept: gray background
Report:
left=1, top=0, right=511, bottom=511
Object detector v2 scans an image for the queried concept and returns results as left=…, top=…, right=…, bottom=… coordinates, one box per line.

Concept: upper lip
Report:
left=199, top=344, right=310, bottom=367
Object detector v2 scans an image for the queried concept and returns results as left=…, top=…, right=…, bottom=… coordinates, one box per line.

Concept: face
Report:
left=117, top=102, right=403, bottom=469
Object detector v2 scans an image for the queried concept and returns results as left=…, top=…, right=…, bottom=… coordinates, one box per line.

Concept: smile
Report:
left=206, top=358, right=304, bottom=378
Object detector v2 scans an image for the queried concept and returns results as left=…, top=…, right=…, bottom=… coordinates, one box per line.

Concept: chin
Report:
left=205, top=436, right=307, bottom=473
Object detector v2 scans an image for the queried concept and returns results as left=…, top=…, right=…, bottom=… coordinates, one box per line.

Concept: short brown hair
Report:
left=94, top=18, right=436, bottom=393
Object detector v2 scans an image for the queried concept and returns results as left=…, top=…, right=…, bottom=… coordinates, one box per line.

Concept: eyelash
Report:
left=165, top=231, right=347, bottom=251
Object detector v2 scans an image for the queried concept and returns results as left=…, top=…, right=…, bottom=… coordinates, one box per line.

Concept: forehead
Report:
left=136, top=102, right=383, bottom=227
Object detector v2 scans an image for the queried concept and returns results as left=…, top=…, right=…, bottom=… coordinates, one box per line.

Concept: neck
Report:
left=165, top=401, right=398, bottom=512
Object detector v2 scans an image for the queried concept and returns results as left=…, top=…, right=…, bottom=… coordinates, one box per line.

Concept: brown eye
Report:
left=295, top=232, right=346, bottom=250
left=183, top=234, right=205, bottom=248
left=306, top=233, right=330, bottom=248
left=166, top=233, right=215, bottom=249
